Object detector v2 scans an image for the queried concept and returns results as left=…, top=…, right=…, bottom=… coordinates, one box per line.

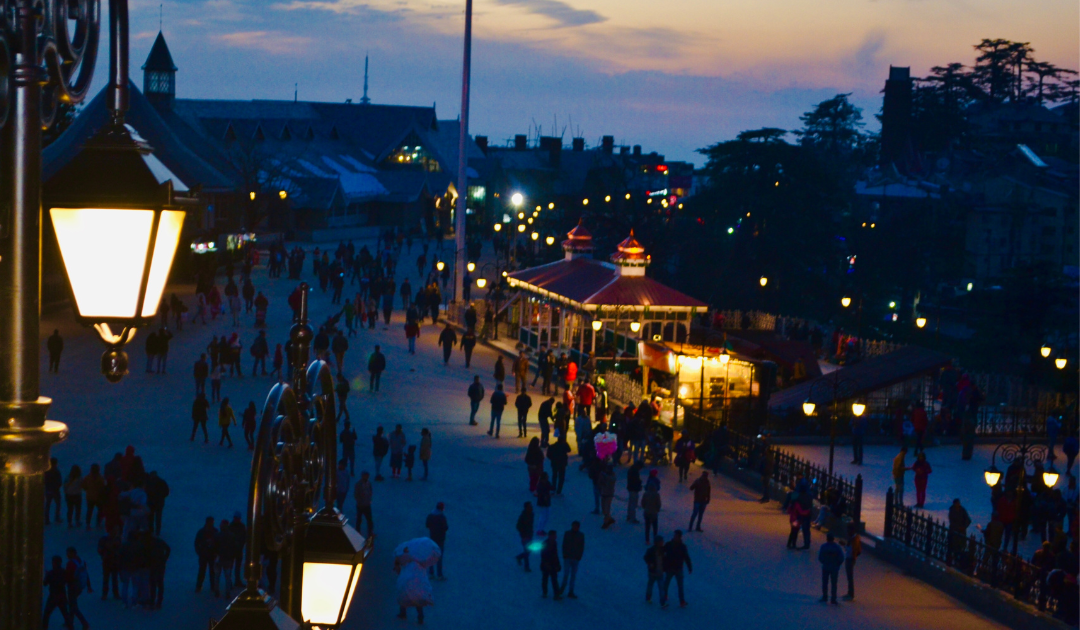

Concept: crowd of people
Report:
left=42, top=448, right=173, bottom=628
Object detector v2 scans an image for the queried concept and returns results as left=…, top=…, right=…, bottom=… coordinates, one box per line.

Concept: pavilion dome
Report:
left=611, top=229, right=649, bottom=275
left=562, top=219, right=594, bottom=260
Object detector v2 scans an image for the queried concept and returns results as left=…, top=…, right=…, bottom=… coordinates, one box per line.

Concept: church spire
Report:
left=142, top=30, right=177, bottom=110
left=360, top=54, right=371, bottom=105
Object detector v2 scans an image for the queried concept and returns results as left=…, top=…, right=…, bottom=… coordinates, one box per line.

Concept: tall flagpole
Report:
left=453, top=0, right=473, bottom=307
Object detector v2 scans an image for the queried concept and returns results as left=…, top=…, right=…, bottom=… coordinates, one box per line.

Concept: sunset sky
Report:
left=105, top=0, right=1079, bottom=164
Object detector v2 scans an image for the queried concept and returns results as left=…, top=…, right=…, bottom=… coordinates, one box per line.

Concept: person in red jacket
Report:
left=911, top=452, right=933, bottom=508
left=575, top=381, right=596, bottom=419
left=404, top=321, right=420, bottom=355
left=911, top=401, right=929, bottom=454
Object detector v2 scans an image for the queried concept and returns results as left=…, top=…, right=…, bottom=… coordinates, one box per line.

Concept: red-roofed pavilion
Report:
left=506, top=223, right=707, bottom=361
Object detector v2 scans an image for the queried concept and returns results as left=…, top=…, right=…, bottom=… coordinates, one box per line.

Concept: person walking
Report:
left=536, top=471, right=553, bottom=534
left=210, top=365, right=223, bottom=402
left=145, top=471, right=170, bottom=536
left=144, top=329, right=159, bottom=373
left=47, top=329, right=64, bottom=373
left=242, top=402, right=258, bottom=450
left=65, top=547, right=92, bottom=629
left=438, top=324, right=457, bottom=365
left=372, top=426, right=389, bottom=481
left=948, top=498, right=972, bottom=559
left=336, top=374, right=351, bottom=422
left=353, top=471, right=374, bottom=536
left=147, top=530, right=171, bottom=609
left=548, top=434, right=570, bottom=495
left=425, top=502, right=448, bottom=580
left=688, top=471, right=711, bottom=532
left=394, top=543, right=432, bottom=625
left=493, top=355, right=506, bottom=388
left=191, top=393, right=211, bottom=443
left=643, top=536, right=665, bottom=604
left=537, top=395, right=554, bottom=448
left=335, top=460, right=351, bottom=510
left=64, top=465, right=84, bottom=527
left=251, top=331, right=270, bottom=376
left=912, top=452, right=932, bottom=508
left=461, top=328, right=477, bottom=367
left=389, top=424, right=407, bottom=479
left=892, top=447, right=908, bottom=507
left=560, top=522, right=584, bottom=599
left=515, top=502, right=535, bottom=572
left=42, top=555, right=73, bottom=629
left=818, top=532, right=846, bottom=604
left=331, top=330, right=349, bottom=375
left=599, top=463, right=617, bottom=529
left=98, top=526, right=121, bottom=600
left=82, top=464, right=106, bottom=530
left=539, top=530, right=562, bottom=599
left=525, top=438, right=545, bottom=493
left=419, top=428, right=432, bottom=480
left=489, top=384, right=508, bottom=438
left=340, top=420, right=358, bottom=475
left=843, top=523, right=861, bottom=601
left=515, top=390, right=533, bottom=438
left=787, top=487, right=811, bottom=549
left=404, top=319, right=420, bottom=355
left=194, top=354, right=209, bottom=396
left=642, top=483, right=661, bottom=543
left=45, top=457, right=63, bottom=525
left=216, top=519, right=238, bottom=597
left=194, top=517, right=219, bottom=596
left=218, top=398, right=236, bottom=447
left=367, top=345, right=386, bottom=392
left=514, top=352, right=530, bottom=393
left=467, top=376, right=485, bottom=426
left=662, top=530, right=692, bottom=608
left=627, top=461, right=643, bottom=524
left=156, top=327, right=173, bottom=374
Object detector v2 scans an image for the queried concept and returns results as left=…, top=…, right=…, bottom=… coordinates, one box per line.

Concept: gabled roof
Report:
left=142, top=32, right=177, bottom=72
left=767, top=346, right=952, bottom=411
left=43, top=80, right=233, bottom=191
left=508, top=257, right=707, bottom=311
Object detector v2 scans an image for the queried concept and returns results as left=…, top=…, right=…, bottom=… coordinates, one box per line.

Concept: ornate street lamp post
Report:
left=213, top=286, right=371, bottom=629
left=983, top=432, right=1057, bottom=557
left=0, top=1, right=176, bottom=627
left=801, top=373, right=863, bottom=475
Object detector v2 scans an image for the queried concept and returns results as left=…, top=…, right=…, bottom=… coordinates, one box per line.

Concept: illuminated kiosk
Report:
left=506, top=222, right=707, bottom=388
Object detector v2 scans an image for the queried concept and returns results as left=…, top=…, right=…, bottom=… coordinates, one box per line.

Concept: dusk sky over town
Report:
left=103, top=0, right=1079, bottom=161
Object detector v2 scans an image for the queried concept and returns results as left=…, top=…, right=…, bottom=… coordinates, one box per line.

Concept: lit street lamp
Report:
left=983, top=431, right=1056, bottom=557
left=802, top=373, right=862, bottom=475
left=1040, top=345, right=1052, bottom=358
left=213, top=286, right=372, bottom=629
left=759, top=276, right=768, bottom=287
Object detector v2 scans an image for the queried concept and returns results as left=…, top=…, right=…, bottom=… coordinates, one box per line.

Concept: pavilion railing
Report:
left=883, top=488, right=1058, bottom=616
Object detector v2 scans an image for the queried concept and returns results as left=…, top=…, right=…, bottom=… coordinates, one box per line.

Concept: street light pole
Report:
left=803, top=373, right=861, bottom=476
left=452, top=0, right=472, bottom=307
left=0, top=2, right=100, bottom=627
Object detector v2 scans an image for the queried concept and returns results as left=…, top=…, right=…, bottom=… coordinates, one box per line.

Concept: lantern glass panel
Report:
left=51, top=208, right=154, bottom=318
left=301, top=561, right=353, bottom=626
left=141, top=210, right=185, bottom=316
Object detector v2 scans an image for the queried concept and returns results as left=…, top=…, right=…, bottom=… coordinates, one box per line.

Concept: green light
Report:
left=889, top=301, right=896, bottom=309
left=727, top=227, right=734, bottom=234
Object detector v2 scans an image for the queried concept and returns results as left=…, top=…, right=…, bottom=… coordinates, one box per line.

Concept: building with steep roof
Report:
left=45, top=30, right=477, bottom=242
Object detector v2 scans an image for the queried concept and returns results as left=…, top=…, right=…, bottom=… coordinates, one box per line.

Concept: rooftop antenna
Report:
left=159, top=3, right=162, bottom=31
left=294, top=83, right=297, bottom=103
left=360, top=53, right=371, bottom=105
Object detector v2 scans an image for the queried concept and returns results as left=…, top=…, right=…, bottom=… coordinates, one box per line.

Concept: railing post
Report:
left=853, top=474, right=863, bottom=529
left=884, top=487, right=894, bottom=538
